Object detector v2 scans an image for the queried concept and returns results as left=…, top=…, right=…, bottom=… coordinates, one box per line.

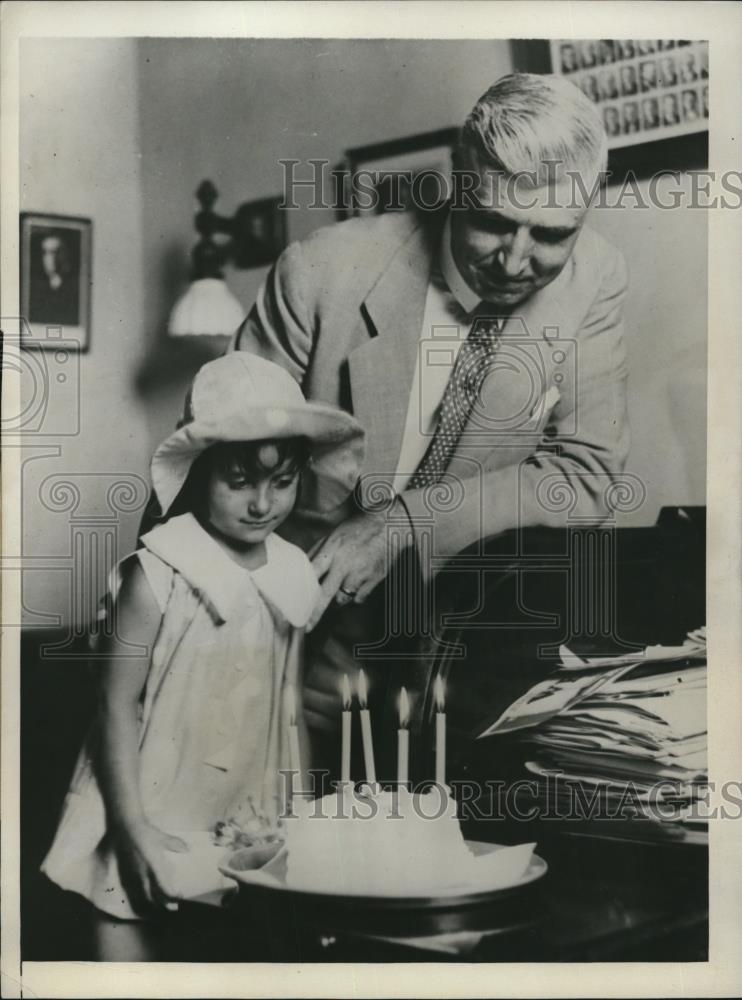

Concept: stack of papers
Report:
left=478, top=629, right=707, bottom=843
left=477, top=630, right=706, bottom=740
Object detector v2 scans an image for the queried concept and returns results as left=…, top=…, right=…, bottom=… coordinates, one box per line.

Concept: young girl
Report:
left=41, top=352, right=364, bottom=959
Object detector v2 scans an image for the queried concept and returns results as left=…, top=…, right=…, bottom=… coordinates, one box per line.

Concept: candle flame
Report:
left=358, top=669, right=369, bottom=708
left=284, top=684, right=296, bottom=726
left=434, top=675, right=445, bottom=711
left=341, top=673, right=352, bottom=710
left=399, top=686, right=410, bottom=728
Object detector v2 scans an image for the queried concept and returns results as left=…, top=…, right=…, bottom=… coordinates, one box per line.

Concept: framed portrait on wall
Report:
left=19, top=212, right=92, bottom=351
left=551, top=39, right=708, bottom=151
left=339, top=126, right=460, bottom=218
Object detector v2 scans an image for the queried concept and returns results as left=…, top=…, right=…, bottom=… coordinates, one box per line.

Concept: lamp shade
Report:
left=168, top=277, right=245, bottom=338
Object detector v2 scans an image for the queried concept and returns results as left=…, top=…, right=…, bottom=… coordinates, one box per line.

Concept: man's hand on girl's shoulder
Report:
left=307, top=499, right=412, bottom=631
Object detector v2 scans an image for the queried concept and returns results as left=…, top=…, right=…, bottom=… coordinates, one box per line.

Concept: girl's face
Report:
left=205, top=444, right=301, bottom=548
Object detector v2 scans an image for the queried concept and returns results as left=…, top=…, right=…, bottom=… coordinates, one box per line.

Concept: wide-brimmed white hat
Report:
left=151, top=352, right=365, bottom=515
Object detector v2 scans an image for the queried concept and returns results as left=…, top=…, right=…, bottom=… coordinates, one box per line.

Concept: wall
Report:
left=135, top=38, right=515, bottom=456
left=136, top=38, right=706, bottom=528
left=20, top=39, right=149, bottom=629
left=18, top=38, right=706, bottom=633
left=589, top=174, right=707, bottom=525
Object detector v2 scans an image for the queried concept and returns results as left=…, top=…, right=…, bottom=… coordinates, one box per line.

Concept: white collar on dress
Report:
left=140, top=513, right=317, bottom=628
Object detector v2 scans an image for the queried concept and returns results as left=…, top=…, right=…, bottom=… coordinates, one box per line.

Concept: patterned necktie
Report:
left=408, top=307, right=504, bottom=490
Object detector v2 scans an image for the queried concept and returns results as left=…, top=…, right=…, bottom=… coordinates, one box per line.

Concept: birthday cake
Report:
left=276, top=786, right=536, bottom=897
left=219, top=675, right=537, bottom=900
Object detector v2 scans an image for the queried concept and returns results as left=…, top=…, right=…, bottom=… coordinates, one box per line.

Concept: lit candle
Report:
left=398, top=687, right=410, bottom=788
left=357, top=669, right=377, bottom=785
left=341, top=674, right=352, bottom=785
left=284, top=684, right=301, bottom=797
left=434, top=675, right=446, bottom=787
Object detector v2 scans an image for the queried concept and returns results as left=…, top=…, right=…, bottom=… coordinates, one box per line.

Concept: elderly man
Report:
left=233, top=73, right=629, bottom=747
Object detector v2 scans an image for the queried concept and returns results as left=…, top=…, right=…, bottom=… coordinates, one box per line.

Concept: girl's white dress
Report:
left=41, top=512, right=319, bottom=919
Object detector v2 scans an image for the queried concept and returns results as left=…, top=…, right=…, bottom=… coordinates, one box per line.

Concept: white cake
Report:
left=282, top=786, right=535, bottom=897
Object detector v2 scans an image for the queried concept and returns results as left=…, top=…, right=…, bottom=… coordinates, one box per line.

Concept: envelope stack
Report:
left=478, top=629, right=708, bottom=844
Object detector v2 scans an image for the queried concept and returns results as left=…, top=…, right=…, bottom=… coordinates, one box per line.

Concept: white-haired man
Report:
left=234, top=73, right=629, bottom=741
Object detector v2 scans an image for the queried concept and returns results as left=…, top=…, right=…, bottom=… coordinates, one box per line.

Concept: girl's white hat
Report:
left=151, top=352, right=365, bottom=515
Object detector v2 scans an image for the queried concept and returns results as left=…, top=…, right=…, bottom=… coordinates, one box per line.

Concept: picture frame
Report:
left=550, top=39, right=708, bottom=152
left=339, top=126, right=460, bottom=218
left=19, top=212, right=92, bottom=351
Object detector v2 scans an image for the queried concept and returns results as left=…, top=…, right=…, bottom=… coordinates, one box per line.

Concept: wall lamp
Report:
left=168, top=180, right=286, bottom=338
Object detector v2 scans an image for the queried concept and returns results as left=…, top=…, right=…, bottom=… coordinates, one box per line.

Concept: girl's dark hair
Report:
left=165, top=437, right=310, bottom=521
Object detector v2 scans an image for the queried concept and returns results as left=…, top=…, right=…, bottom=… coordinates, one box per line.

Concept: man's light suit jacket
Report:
left=234, top=207, right=630, bottom=579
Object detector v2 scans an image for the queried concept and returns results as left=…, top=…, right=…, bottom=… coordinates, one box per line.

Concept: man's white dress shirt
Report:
left=394, top=216, right=492, bottom=491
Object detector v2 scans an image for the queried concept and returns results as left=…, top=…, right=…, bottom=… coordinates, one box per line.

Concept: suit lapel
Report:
left=346, top=215, right=575, bottom=487
left=349, top=216, right=439, bottom=485
left=514, top=251, right=574, bottom=349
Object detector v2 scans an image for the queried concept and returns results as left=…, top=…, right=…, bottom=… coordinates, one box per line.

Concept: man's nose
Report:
left=499, top=228, right=531, bottom=278
left=247, top=485, right=272, bottom=516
